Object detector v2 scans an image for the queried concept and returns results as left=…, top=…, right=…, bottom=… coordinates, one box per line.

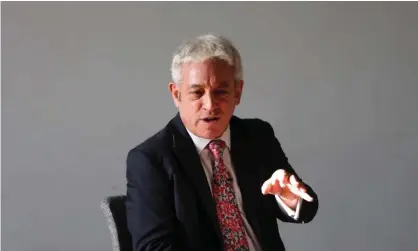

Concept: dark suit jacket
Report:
left=125, top=114, right=318, bottom=251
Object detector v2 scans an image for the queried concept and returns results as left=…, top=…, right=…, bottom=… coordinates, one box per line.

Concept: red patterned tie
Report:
left=208, top=140, right=250, bottom=251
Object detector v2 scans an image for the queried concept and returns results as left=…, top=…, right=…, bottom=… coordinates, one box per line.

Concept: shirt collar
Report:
left=186, top=126, right=231, bottom=153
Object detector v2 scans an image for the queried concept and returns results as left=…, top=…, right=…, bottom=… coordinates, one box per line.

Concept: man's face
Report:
left=169, top=58, right=243, bottom=139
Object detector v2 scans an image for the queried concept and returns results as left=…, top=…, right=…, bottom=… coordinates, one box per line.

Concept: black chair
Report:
left=100, top=195, right=133, bottom=251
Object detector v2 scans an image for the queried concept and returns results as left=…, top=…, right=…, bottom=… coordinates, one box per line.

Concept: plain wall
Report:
left=2, top=2, right=418, bottom=251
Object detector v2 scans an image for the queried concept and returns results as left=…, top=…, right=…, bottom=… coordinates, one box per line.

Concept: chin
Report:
left=199, top=125, right=227, bottom=139
left=204, top=131, right=222, bottom=140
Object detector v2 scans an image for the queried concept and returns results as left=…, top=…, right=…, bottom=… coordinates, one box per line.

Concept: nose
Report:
left=202, top=92, right=216, bottom=111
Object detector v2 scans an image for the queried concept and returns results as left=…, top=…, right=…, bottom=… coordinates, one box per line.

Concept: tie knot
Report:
left=208, top=140, right=226, bottom=160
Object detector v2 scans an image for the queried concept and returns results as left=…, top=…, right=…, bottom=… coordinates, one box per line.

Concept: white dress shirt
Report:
left=186, top=126, right=302, bottom=251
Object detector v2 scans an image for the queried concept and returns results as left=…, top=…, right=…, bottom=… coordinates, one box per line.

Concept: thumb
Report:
left=261, top=177, right=281, bottom=195
left=261, top=178, right=273, bottom=195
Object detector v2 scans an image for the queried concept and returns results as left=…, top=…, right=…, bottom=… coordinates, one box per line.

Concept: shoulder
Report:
left=230, top=115, right=275, bottom=136
left=126, top=120, right=174, bottom=166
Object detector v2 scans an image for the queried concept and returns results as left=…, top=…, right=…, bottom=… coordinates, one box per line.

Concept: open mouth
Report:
left=202, top=117, right=220, bottom=123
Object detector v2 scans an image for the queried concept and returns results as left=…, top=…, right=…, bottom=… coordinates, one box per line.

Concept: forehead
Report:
left=181, top=59, right=235, bottom=87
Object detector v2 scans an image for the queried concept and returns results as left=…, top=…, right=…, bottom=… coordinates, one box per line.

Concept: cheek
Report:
left=220, top=98, right=236, bottom=110
left=182, top=100, right=201, bottom=115
left=190, top=101, right=201, bottom=111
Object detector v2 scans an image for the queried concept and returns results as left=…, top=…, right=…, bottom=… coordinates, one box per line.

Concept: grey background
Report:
left=2, top=2, right=418, bottom=251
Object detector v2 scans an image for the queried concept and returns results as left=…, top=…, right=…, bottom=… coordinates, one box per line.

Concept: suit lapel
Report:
left=229, top=117, right=263, bottom=241
left=170, top=114, right=223, bottom=240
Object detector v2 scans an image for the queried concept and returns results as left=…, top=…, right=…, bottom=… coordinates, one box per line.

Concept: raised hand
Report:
left=261, top=169, right=313, bottom=204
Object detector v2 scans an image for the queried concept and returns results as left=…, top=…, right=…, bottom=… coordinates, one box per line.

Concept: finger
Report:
left=262, top=176, right=283, bottom=195
left=272, top=179, right=281, bottom=193
left=272, top=169, right=287, bottom=188
left=281, top=173, right=290, bottom=188
left=261, top=178, right=274, bottom=194
left=289, top=175, right=299, bottom=187
left=268, top=178, right=281, bottom=195
left=299, top=191, right=314, bottom=202
left=290, top=175, right=308, bottom=193
left=287, top=185, right=313, bottom=202
left=263, top=169, right=290, bottom=195
left=287, top=182, right=301, bottom=195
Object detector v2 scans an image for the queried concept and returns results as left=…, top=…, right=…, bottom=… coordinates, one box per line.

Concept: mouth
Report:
left=201, top=117, right=220, bottom=123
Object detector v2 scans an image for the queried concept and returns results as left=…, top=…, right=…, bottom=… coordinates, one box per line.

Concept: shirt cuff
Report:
left=275, top=195, right=302, bottom=220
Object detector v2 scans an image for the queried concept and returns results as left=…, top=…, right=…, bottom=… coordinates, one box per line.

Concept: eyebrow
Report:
left=219, top=81, right=229, bottom=88
left=189, top=84, right=204, bottom=89
left=189, top=81, right=229, bottom=89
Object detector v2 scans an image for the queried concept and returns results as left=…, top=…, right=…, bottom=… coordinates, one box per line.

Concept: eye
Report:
left=192, top=90, right=203, bottom=95
left=190, top=90, right=204, bottom=98
left=214, top=89, right=229, bottom=95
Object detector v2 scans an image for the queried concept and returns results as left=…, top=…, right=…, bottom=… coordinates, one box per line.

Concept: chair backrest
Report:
left=100, top=195, right=133, bottom=251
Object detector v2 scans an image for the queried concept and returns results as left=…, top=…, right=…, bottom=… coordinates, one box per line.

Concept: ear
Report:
left=168, top=82, right=181, bottom=108
left=234, top=80, right=244, bottom=105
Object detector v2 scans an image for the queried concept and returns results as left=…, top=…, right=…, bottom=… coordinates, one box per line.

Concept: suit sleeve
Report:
left=262, top=121, right=319, bottom=224
left=125, top=149, right=190, bottom=251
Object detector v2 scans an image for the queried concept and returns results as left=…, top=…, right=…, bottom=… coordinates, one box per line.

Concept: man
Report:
left=125, top=34, right=318, bottom=251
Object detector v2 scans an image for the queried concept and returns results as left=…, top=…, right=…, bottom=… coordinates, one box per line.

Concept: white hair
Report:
left=170, top=33, right=243, bottom=85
